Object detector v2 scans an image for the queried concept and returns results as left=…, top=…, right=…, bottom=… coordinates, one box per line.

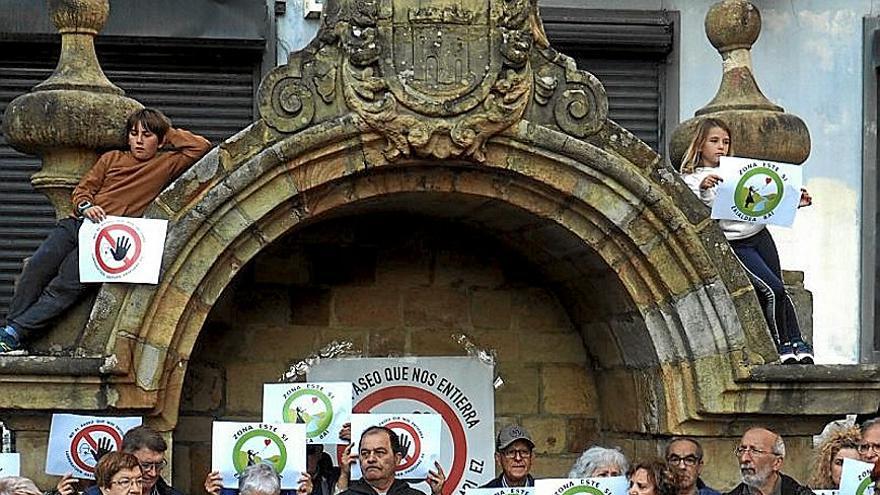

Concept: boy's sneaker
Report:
left=0, top=328, right=24, bottom=355
left=778, top=342, right=798, bottom=364
left=793, top=340, right=815, bottom=364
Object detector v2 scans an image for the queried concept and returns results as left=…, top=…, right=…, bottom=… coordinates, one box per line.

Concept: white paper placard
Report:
left=211, top=422, right=307, bottom=489
left=814, top=491, right=839, bottom=495
left=263, top=382, right=352, bottom=445
left=839, top=457, right=875, bottom=495
left=535, top=477, right=629, bottom=495
left=79, top=216, right=168, bottom=283
left=710, top=156, right=803, bottom=227
left=45, top=414, right=142, bottom=478
left=0, top=453, right=21, bottom=477
left=309, top=357, right=495, bottom=495
left=468, top=488, right=535, bottom=495
left=349, top=413, right=442, bottom=480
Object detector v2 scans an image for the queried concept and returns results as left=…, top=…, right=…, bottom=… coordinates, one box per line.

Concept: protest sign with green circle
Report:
left=733, top=166, right=784, bottom=218
left=561, top=485, right=606, bottom=495
left=231, top=429, right=288, bottom=474
left=282, top=388, right=334, bottom=439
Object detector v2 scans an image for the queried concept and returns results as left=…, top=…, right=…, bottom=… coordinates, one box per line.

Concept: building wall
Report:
left=173, top=214, right=601, bottom=494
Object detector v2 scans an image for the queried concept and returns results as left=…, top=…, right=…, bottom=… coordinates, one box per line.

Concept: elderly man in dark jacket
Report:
left=725, top=428, right=813, bottom=495
left=481, top=425, right=535, bottom=488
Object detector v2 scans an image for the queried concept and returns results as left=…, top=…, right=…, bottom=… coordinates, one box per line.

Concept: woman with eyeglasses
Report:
left=807, top=426, right=861, bottom=489
left=627, top=460, right=678, bottom=495
left=95, top=452, right=143, bottom=495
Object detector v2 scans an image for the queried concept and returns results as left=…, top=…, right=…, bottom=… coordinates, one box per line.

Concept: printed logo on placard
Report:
left=91, top=220, right=144, bottom=278
left=494, top=489, right=531, bottom=495
left=733, top=166, right=784, bottom=219
left=232, top=428, right=289, bottom=475
left=856, top=476, right=874, bottom=495
left=382, top=417, right=424, bottom=473
left=561, top=486, right=606, bottom=495
left=282, top=385, right=334, bottom=440
left=67, top=422, right=123, bottom=474
left=552, top=480, right=619, bottom=495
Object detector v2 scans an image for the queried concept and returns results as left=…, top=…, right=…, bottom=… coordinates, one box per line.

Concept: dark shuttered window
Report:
left=540, top=8, right=674, bottom=152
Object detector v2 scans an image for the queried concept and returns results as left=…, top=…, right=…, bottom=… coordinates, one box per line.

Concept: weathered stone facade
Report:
left=1, top=0, right=879, bottom=492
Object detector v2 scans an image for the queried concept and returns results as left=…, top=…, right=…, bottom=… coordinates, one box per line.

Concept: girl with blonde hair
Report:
left=679, top=118, right=814, bottom=364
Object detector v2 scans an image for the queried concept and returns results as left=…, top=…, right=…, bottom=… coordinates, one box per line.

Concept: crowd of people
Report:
left=2, top=420, right=879, bottom=495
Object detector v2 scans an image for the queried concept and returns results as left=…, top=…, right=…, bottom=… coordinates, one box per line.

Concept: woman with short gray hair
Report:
left=0, top=476, right=42, bottom=495
left=569, top=446, right=630, bottom=478
left=239, top=464, right=282, bottom=495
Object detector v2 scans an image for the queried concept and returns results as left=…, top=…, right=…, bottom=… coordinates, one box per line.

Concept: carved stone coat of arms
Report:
left=258, top=0, right=608, bottom=163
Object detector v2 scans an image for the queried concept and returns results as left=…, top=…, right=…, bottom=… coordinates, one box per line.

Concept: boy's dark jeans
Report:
left=6, top=217, right=88, bottom=342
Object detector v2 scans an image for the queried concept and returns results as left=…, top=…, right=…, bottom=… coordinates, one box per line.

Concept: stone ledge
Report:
left=0, top=355, right=118, bottom=376
left=744, top=363, right=880, bottom=383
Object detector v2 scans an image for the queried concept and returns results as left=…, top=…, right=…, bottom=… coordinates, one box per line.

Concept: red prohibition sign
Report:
left=94, top=223, right=142, bottom=274
left=70, top=424, right=123, bottom=473
left=384, top=420, right=422, bottom=471
left=355, top=386, right=467, bottom=495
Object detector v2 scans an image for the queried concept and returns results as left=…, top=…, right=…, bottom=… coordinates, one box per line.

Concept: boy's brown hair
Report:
left=125, top=108, right=172, bottom=142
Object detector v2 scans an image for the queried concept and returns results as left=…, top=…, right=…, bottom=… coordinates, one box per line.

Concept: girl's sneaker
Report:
left=793, top=340, right=814, bottom=364
left=778, top=342, right=798, bottom=364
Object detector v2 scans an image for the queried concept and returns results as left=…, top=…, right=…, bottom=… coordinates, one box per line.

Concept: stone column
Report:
left=669, top=0, right=810, bottom=166
left=1, top=0, right=142, bottom=218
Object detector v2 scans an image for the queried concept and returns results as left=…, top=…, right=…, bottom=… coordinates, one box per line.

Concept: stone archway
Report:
left=174, top=207, right=608, bottom=489
left=82, top=118, right=769, bottom=433
left=72, top=3, right=779, bottom=435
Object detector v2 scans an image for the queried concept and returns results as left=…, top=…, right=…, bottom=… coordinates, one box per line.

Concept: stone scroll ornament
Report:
left=258, top=0, right=608, bottom=159
left=529, top=29, right=608, bottom=139
left=258, top=5, right=345, bottom=134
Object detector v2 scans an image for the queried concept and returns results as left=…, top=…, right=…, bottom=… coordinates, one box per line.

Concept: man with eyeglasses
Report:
left=859, top=418, right=880, bottom=464
left=55, top=426, right=179, bottom=495
left=725, top=428, right=812, bottom=495
left=665, top=438, right=719, bottom=495
left=481, top=425, right=535, bottom=488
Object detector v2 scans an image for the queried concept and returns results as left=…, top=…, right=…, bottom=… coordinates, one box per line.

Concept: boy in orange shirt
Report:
left=0, top=108, right=210, bottom=353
